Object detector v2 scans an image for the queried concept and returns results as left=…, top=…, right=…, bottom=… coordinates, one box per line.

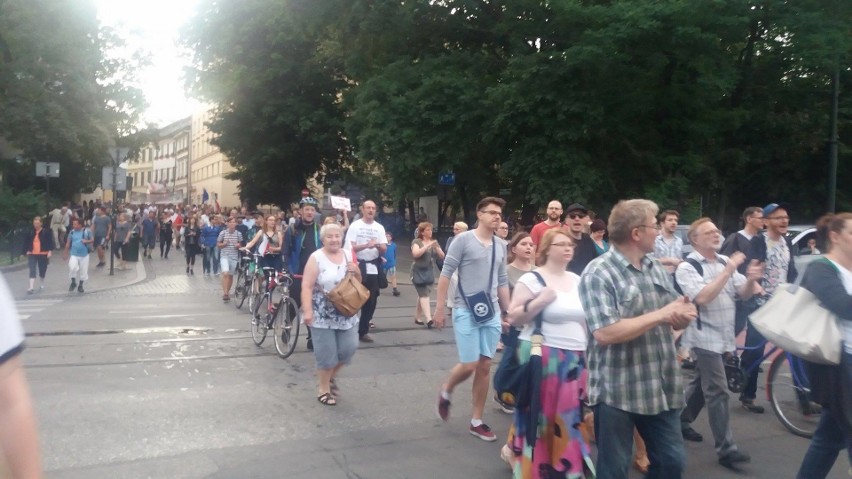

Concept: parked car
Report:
left=674, top=225, right=693, bottom=258
left=787, top=225, right=822, bottom=272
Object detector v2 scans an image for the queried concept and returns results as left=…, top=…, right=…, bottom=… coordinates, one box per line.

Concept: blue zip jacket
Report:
left=284, top=221, right=320, bottom=274
left=200, top=225, right=223, bottom=248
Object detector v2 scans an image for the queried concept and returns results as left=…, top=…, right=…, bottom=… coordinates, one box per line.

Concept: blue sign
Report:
left=438, top=172, right=456, bottom=186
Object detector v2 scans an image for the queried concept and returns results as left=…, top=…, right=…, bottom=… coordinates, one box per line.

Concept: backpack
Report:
left=673, top=257, right=727, bottom=330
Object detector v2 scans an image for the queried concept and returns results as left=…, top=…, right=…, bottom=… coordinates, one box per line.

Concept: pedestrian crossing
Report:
left=15, top=298, right=64, bottom=320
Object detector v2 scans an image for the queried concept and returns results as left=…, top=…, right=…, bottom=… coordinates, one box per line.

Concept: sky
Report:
left=94, top=0, right=201, bottom=127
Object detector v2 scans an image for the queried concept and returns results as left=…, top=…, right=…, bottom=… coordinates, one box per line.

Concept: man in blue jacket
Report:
left=284, top=197, right=321, bottom=350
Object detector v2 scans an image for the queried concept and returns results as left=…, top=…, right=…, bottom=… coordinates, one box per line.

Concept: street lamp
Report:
left=108, top=147, right=129, bottom=276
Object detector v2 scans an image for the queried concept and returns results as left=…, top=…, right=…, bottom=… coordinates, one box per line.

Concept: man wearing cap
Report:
left=285, top=196, right=322, bottom=350
left=740, top=202, right=798, bottom=413
left=563, top=203, right=601, bottom=275
left=529, top=200, right=564, bottom=247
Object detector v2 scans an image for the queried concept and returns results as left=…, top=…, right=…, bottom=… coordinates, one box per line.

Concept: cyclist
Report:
left=285, top=196, right=321, bottom=350
left=244, top=215, right=284, bottom=272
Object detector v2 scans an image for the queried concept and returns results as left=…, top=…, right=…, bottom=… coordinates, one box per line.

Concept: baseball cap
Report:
left=762, top=202, right=790, bottom=217
left=565, top=203, right=588, bottom=215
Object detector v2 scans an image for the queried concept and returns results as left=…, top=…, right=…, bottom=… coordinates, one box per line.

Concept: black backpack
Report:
left=673, top=257, right=727, bottom=330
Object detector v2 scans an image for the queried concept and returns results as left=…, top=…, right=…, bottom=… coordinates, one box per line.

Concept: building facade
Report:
left=190, top=108, right=240, bottom=209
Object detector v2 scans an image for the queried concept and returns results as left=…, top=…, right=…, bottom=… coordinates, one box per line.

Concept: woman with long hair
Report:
left=796, top=212, right=852, bottom=479
left=244, top=215, right=284, bottom=272
left=507, top=232, right=535, bottom=290
left=505, top=228, right=593, bottom=478
left=183, top=216, right=202, bottom=275
left=411, top=222, right=445, bottom=328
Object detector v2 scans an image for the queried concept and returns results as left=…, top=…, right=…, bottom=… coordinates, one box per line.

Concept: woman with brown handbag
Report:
left=301, top=223, right=363, bottom=406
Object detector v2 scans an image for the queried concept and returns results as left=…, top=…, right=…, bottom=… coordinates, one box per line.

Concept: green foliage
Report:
left=0, top=186, right=43, bottom=232
left=185, top=0, right=852, bottom=225
left=0, top=0, right=147, bottom=198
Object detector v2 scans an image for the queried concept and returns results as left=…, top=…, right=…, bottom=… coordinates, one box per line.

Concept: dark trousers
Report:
left=734, top=301, right=749, bottom=336
left=159, top=234, right=172, bottom=257
left=358, top=273, right=380, bottom=337
left=594, top=403, right=686, bottom=479
left=740, top=319, right=767, bottom=401
left=27, top=255, right=49, bottom=279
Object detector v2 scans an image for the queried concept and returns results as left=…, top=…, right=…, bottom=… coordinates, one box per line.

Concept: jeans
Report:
left=681, top=348, right=738, bottom=456
left=594, top=403, right=686, bottom=479
left=358, top=273, right=380, bottom=337
left=739, top=318, right=766, bottom=401
left=796, top=351, right=852, bottom=479
left=204, top=245, right=220, bottom=274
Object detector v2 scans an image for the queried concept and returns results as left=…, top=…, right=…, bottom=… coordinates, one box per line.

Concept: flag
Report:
left=202, top=188, right=209, bottom=203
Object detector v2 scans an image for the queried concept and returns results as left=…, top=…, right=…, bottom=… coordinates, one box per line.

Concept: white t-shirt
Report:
left=829, top=259, right=852, bottom=353
left=516, top=272, right=587, bottom=351
left=0, top=274, right=24, bottom=364
left=344, top=219, right=387, bottom=274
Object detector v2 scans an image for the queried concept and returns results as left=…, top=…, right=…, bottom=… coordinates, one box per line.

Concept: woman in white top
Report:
left=504, top=229, right=593, bottom=478
left=301, top=223, right=361, bottom=406
left=244, top=216, right=284, bottom=272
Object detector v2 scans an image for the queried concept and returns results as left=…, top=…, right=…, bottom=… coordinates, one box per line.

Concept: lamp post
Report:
left=827, top=64, right=839, bottom=213
left=108, top=147, right=129, bottom=276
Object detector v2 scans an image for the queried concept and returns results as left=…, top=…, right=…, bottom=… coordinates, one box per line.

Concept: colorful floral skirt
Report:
left=510, top=341, right=595, bottom=478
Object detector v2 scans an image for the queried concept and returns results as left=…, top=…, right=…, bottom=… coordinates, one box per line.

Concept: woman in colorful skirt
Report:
left=506, top=228, right=594, bottom=478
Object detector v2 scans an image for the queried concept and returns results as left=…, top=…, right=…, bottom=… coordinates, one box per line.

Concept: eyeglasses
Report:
left=479, top=210, right=502, bottom=217
left=636, top=224, right=661, bottom=231
left=567, top=213, right=586, bottom=219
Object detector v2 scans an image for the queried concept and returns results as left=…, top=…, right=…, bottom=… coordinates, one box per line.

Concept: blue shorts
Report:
left=452, top=307, right=501, bottom=363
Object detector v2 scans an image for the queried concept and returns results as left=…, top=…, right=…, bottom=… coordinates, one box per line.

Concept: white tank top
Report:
left=314, top=249, right=352, bottom=292
left=258, top=231, right=280, bottom=255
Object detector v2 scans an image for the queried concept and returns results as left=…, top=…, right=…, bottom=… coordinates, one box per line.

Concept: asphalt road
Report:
left=8, top=253, right=850, bottom=478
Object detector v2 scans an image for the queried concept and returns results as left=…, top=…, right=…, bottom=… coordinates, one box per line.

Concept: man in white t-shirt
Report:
left=0, top=273, right=42, bottom=476
left=344, top=200, right=387, bottom=342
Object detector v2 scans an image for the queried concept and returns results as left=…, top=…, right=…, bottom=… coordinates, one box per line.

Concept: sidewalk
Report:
left=2, top=249, right=146, bottom=300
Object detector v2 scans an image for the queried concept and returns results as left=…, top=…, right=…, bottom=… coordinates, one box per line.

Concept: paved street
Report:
left=3, top=247, right=849, bottom=478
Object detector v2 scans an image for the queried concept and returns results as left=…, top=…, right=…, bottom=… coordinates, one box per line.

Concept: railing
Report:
left=0, top=224, right=26, bottom=267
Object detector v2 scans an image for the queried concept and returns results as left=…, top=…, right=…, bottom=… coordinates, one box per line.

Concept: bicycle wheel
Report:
left=251, top=293, right=270, bottom=346
left=234, top=267, right=246, bottom=309
left=273, top=296, right=300, bottom=359
left=248, top=274, right=263, bottom=314
left=767, top=353, right=818, bottom=438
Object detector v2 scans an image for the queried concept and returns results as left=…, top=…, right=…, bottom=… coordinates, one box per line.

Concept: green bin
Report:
left=125, top=232, right=140, bottom=262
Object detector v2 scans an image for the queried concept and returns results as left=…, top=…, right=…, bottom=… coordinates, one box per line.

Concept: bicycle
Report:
left=233, top=253, right=255, bottom=310
left=251, top=266, right=301, bottom=359
left=724, top=340, right=820, bottom=438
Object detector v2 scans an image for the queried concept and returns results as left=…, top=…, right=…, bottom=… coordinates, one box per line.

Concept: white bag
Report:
left=749, top=277, right=842, bottom=365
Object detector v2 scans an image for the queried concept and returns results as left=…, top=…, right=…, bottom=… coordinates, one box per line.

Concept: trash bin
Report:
left=125, top=231, right=141, bottom=262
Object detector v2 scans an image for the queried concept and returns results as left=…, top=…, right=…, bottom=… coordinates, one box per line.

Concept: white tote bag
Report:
left=749, top=268, right=842, bottom=365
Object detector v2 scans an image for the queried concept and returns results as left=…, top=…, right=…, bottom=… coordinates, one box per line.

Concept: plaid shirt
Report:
left=675, top=252, right=745, bottom=354
left=654, top=234, right=683, bottom=260
left=579, top=248, right=683, bottom=414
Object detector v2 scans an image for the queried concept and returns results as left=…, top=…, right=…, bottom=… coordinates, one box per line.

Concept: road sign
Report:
left=35, top=162, right=60, bottom=178
left=438, top=172, right=455, bottom=186
left=102, top=166, right=127, bottom=191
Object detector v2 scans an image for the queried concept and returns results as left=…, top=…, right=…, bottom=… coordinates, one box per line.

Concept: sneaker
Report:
left=500, top=444, right=514, bottom=468
left=392, top=289, right=400, bottom=297
left=359, top=334, right=374, bottom=343
left=740, top=400, right=764, bottom=414
left=437, top=393, right=451, bottom=421
left=27, top=289, right=34, bottom=295
left=718, top=450, right=751, bottom=469
left=96, top=262, right=105, bottom=268
left=494, top=394, right=514, bottom=414
left=681, top=426, right=704, bottom=442
left=69, top=280, right=77, bottom=292
left=469, top=423, right=497, bottom=442
left=77, top=282, right=84, bottom=293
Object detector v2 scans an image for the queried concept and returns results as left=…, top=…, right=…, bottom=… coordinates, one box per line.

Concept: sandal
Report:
left=222, top=294, right=230, bottom=302
left=414, top=319, right=425, bottom=325
left=317, top=392, right=337, bottom=406
left=426, top=320, right=434, bottom=329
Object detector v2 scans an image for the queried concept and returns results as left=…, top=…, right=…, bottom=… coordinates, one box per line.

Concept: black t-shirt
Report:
left=159, top=220, right=173, bottom=236
left=298, top=222, right=319, bottom=274
left=567, top=233, right=600, bottom=276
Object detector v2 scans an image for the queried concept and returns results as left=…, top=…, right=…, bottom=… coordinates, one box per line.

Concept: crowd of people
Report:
left=11, top=194, right=851, bottom=479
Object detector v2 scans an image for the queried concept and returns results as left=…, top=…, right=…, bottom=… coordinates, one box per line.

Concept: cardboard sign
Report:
left=330, top=195, right=351, bottom=212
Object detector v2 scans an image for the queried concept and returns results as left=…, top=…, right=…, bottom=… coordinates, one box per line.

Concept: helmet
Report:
left=299, top=196, right=318, bottom=208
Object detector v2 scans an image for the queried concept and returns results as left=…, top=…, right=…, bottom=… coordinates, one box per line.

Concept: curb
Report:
left=12, top=260, right=148, bottom=300
left=0, top=262, right=27, bottom=274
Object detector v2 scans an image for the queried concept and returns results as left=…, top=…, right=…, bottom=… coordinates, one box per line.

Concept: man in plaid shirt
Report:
left=579, top=199, right=697, bottom=479
left=675, top=218, right=762, bottom=470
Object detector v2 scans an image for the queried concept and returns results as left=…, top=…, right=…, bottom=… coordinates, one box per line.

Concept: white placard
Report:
left=330, top=195, right=351, bottom=212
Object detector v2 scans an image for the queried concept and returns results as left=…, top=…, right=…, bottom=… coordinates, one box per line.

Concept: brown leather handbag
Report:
left=327, top=272, right=370, bottom=317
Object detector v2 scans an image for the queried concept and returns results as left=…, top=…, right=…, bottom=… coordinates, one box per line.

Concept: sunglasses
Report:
left=567, top=213, right=586, bottom=219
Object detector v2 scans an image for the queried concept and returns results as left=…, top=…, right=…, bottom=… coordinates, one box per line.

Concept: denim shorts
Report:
left=220, top=256, right=238, bottom=274
left=311, top=326, right=359, bottom=369
left=452, top=307, right=501, bottom=363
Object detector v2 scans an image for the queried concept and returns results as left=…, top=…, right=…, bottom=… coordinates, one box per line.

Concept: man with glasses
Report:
left=496, top=221, right=510, bottom=244
left=739, top=202, right=798, bottom=413
left=530, top=200, right=564, bottom=247
left=676, top=218, right=761, bottom=469
left=434, top=197, right=510, bottom=442
left=720, top=206, right=764, bottom=334
left=654, top=209, right=684, bottom=274
left=563, top=203, right=600, bottom=275
left=579, top=199, right=697, bottom=479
